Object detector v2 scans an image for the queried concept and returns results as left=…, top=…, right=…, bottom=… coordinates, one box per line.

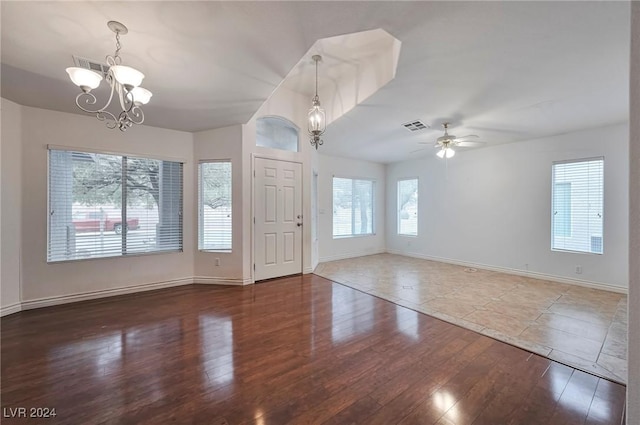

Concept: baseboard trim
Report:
left=1, top=302, right=22, bottom=317
left=20, top=277, right=194, bottom=311
left=303, top=267, right=314, bottom=274
left=193, top=276, right=251, bottom=286
left=387, top=250, right=627, bottom=294
left=319, top=250, right=385, bottom=263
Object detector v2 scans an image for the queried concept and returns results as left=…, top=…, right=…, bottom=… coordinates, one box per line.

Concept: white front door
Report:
left=254, top=157, right=303, bottom=281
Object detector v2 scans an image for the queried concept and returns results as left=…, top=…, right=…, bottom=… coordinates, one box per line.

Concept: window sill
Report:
left=332, top=233, right=376, bottom=240
left=551, top=248, right=603, bottom=256
left=199, top=249, right=232, bottom=254
left=47, top=249, right=183, bottom=264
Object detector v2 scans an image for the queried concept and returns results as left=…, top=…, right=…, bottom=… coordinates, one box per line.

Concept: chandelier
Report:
left=308, top=55, right=326, bottom=149
left=66, top=21, right=152, bottom=131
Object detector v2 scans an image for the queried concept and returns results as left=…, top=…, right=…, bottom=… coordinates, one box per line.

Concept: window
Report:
left=48, top=148, right=183, bottom=262
left=332, top=177, right=374, bottom=237
left=199, top=161, right=232, bottom=251
left=256, top=116, right=299, bottom=152
left=552, top=157, right=604, bottom=254
left=398, top=178, right=418, bottom=235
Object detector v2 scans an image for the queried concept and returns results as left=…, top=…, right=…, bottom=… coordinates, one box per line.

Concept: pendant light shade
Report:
left=130, top=86, right=153, bottom=105
left=66, top=67, right=103, bottom=92
left=437, top=147, right=456, bottom=159
left=110, top=65, right=145, bottom=89
left=308, top=104, right=325, bottom=132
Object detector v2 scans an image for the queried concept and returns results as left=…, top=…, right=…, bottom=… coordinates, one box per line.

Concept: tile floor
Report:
left=314, top=253, right=628, bottom=384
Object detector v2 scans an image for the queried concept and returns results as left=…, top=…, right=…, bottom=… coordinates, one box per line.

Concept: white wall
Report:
left=19, top=106, right=195, bottom=305
left=318, top=154, right=386, bottom=262
left=627, top=1, right=639, bottom=422
left=193, top=124, right=247, bottom=284
left=387, top=123, right=629, bottom=290
left=1, top=98, right=22, bottom=314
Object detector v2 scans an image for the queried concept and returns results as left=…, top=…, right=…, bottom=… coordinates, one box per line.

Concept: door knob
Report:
left=297, top=222, right=303, bottom=227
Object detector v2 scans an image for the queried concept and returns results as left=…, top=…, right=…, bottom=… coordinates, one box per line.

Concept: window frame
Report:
left=255, top=115, right=300, bottom=152
left=47, top=146, right=184, bottom=263
left=198, top=159, right=233, bottom=253
left=551, top=156, right=604, bottom=255
left=332, top=176, right=376, bottom=239
left=397, top=177, right=419, bottom=237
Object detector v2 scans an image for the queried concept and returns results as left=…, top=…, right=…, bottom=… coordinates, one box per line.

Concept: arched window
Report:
left=256, top=116, right=299, bottom=152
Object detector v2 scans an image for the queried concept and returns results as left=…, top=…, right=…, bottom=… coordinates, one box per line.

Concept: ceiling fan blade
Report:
left=455, top=140, right=487, bottom=148
left=455, top=134, right=480, bottom=140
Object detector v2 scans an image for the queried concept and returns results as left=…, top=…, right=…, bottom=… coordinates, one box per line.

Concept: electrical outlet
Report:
left=215, top=258, right=221, bottom=267
left=575, top=265, right=582, bottom=274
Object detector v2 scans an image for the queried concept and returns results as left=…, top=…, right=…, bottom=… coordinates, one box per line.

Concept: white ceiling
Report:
left=1, top=1, right=630, bottom=163
left=279, top=28, right=399, bottom=97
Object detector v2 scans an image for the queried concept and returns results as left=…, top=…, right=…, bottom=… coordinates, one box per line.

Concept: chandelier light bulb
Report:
left=308, top=105, right=325, bottom=131
left=446, top=147, right=456, bottom=158
left=436, top=148, right=446, bottom=158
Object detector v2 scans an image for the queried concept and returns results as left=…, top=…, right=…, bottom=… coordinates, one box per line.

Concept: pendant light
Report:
left=308, top=55, right=326, bottom=149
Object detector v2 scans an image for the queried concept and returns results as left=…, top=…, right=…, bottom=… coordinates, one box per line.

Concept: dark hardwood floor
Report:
left=1, top=275, right=626, bottom=424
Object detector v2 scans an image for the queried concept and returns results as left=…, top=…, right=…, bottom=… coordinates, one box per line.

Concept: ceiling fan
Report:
left=419, top=123, right=486, bottom=158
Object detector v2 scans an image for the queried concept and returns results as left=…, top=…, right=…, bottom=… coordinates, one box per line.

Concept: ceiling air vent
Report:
left=402, top=120, right=430, bottom=132
left=72, top=55, right=110, bottom=78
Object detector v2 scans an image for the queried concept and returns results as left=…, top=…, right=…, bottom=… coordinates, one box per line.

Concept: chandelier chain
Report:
left=315, top=57, right=318, bottom=97
left=108, top=31, right=123, bottom=66
left=114, top=31, right=122, bottom=60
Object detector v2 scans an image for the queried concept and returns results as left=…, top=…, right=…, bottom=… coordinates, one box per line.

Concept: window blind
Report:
left=126, top=156, right=183, bottom=254
left=398, top=178, right=418, bottom=235
left=48, top=148, right=183, bottom=262
left=199, top=161, right=232, bottom=251
left=332, top=177, right=374, bottom=237
left=551, top=158, right=604, bottom=254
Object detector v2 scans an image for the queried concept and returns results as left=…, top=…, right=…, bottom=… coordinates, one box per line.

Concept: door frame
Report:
left=251, top=154, right=304, bottom=283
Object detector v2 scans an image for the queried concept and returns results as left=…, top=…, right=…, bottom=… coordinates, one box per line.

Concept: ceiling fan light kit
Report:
left=66, top=21, right=152, bottom=131
left=436, top=146, right=455, bottom=158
